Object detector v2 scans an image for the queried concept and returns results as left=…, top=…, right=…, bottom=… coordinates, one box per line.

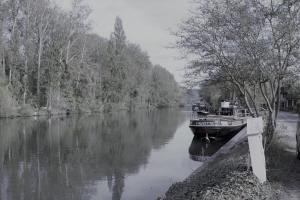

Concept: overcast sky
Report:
left=55, top=0, right=191, bottom=84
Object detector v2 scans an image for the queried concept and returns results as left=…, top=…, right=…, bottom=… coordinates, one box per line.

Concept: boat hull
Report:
left=189, top=124, right=246, bottom=138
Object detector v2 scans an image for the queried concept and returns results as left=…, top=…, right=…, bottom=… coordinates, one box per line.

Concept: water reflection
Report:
left=0, top=109, right=184, bottom=200
left=188, top=137, right=232, bottom=162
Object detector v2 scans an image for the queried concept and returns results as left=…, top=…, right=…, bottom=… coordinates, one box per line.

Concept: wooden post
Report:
left=247, top=117, right=266, bottom=183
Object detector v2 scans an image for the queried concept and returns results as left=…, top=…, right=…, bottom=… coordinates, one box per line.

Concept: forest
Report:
left=0, top=0, right=181, bottom=116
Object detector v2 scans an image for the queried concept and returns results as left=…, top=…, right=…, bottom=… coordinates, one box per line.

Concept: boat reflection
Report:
left=188, top=136, right=232, bottom=162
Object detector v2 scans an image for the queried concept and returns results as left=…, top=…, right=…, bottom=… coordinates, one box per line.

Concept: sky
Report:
left=54, top=0, right=191, bottom=84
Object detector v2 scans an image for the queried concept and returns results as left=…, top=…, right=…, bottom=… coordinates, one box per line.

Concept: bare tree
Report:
left=33, top=0, right=52, bottom=109
left=0, top=0, right=181, bottom=116
left=175, top=0, right=300, bottom=143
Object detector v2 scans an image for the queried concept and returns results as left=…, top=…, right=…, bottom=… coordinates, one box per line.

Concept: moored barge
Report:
left=189, top=101, right=248, bottom=138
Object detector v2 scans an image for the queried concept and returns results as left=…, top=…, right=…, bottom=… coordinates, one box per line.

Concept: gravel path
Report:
left=272, top=112, right=300, bottom=200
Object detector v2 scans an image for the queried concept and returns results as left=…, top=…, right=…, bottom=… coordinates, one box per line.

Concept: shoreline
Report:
left=0, top=104, right=182, bottom=120
left=160, top=127, right=280, bottom=200
left=161, top=112, right=300, bottom=200
left=186, top=128, right=247, bottom=181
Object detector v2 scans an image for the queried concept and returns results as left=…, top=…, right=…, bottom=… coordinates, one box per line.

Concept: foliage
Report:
left=150, top=65, right=181, bottom=107
left=0, top=81, right=17, bottom=117
left=176, top=0, right=300, bottom=144
left=199, top=82, right=237, bottom=110
left=0, top=0, right=181, bottom=115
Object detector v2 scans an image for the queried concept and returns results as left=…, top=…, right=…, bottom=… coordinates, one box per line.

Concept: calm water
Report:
left=0, top=109, right=208, bottom=200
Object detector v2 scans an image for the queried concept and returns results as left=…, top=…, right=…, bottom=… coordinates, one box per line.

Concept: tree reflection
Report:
left=0, top=109, right=184, bottom=200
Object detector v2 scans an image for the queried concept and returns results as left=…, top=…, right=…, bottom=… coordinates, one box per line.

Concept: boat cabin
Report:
left=192, top=103, right=209, bottom=116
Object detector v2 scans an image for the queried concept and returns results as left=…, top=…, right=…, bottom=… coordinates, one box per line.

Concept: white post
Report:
left=247, top=117, right=267, bottom=183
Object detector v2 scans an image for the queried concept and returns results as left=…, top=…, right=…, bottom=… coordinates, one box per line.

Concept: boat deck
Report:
left=190, top=114, right=248, bottom=125
left=189, top=114, right=248, bottom=137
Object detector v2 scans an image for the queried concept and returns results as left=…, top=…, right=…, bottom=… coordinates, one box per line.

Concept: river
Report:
left=0, top=109, right=229, bottom=200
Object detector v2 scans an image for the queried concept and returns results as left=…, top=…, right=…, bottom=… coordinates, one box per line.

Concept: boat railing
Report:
left=234, top=108, right=252, bottom=118
left=191, top=109, right=251, bottom=119
left=190, top=112, right=246, bottom=126
left=190, top=112, right=200, bottom=120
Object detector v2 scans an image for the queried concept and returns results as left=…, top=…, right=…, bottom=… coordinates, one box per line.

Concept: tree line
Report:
left=0, top=0, right=181, bottom=116
left=176, top=0, right=300, bottom=144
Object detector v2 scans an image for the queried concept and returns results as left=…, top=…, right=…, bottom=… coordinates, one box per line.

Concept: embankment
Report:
left=160, top=128, right=280, bottom=200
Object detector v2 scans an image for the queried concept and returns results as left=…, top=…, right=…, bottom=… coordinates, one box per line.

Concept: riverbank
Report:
left=0, top=79, right=180, bottom=119
left=161, top=112, right=299, bottom=200
left=0, top=101, right=164, bottom=119
left=160, top=129, right=280, bottom=200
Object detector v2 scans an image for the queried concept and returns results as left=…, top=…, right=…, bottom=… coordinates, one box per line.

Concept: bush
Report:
left=17, top=104, right=35, bottom=116
left=0, top=84, right=17, bottom=117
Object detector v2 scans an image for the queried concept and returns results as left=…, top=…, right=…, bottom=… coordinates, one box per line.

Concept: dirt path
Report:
left=272, top=112, right=300, bottom=200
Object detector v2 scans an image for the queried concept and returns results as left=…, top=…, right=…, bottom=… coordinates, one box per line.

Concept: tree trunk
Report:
left=23, top=1, right=30, bottom=105
left=9, top=66, right=12, bottom=85
left=66, top=40, right=71, bottom=65
left=23, top=84, right=27, bottom=105
left=244, top=87, right=259, bottom=117
left=23, top=58, right=28, bottom=105
left=275, top=79, right=282, bottom=120
left=37, top=37, right=43, bottom=109
left=264, top=111, right=276, bottom=149
left=1, top=53, right=5, bottom=78
left=259, top=81, right=273, bottom=113
left=48, top=86, right=52, bottom=112
left=233, top=81, right=256, bottom=117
